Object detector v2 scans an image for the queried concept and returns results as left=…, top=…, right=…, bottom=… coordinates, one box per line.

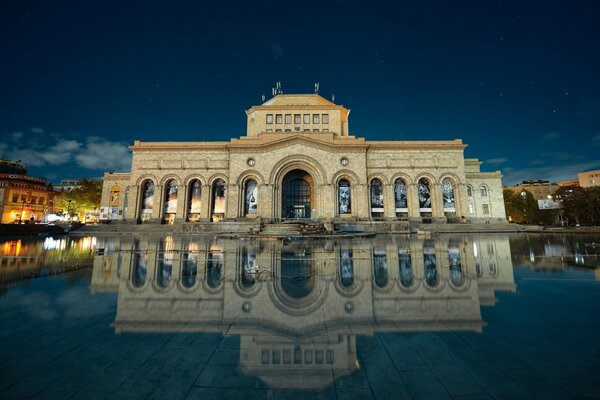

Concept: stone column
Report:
left=226, top=183, right=239, bottom=219
left=408, top=183, right=422, bottom=223
left=355, top=183, right=369, bottom=219
left=258, top=183, right=272, bottom=220
left=175, top=183, right=187, bottom=224
left=200, top=184, right=211, bottom=221
left=431, top=183, right=447, bottom=224
left=384, top=183, right=396, bottom=219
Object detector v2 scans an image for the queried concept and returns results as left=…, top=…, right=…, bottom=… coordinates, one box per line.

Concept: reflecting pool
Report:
left=1, top=233, right=599, bottom=399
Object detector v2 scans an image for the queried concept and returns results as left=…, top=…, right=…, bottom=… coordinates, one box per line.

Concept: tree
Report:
left=55, top=178, right=102, bottom=219
left=555, top=185, right=587, bottom=225
left=503, top=189, right=539, bottom=224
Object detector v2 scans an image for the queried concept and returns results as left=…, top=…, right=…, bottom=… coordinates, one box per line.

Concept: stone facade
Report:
left=101, top=94, right=506, bottom=224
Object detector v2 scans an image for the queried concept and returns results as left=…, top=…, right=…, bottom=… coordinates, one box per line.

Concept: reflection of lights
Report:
left=574, top=252, right=585, bottom=264
left=164, top=236, right=174, bottom=252
left=3, top=240, right=22, bottom=256
left=79, top=236, right=97, bottom=251
left=529, top=251, right=535, bottom=262
left=473, top=242, right=478, bottom=258
left=43, top=237, right=66, bottom=250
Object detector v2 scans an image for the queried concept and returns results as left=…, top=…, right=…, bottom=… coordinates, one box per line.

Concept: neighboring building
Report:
left=505, top=179, right=561, bottom=210
left=578, top=169, right=600, bottom=188
left=54, top=179, right=81, bottom=192
left=0, top=160, right=56, bottom=223
left=101, top=93, right=506, bottom=225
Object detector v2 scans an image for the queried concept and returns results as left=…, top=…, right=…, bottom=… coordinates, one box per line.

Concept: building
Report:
left=0, top=160, right=56, bottom=223
left=505, top=179, right=562, bottom=210
left=54, top=179, right=81, bottom=192
left=100, top=94, right=506, bottom=226
left=577, top=169, right=600, bottom=188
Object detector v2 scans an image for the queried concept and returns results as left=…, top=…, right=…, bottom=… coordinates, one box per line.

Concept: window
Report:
left=266, top=114, right=273, bottom=124
left=276, top=129, right=282, bottom=132
left=266, top=129, right=273, bottom=132
left=467, top=185, right=473, bottom=197
left=294, top=127, right=301, bottom=132
left=304, top=129, right=310, bottom=132
left=313, top=129, right=319, bottom=132
left=313, top=114, right=320, bottom=124
left=469, top=204, right=474, bottom=214
left=482, top=204, right=490, bottom=214
left=303, top=114, right=310, bottom=124
left=480, top=186, right=488, bottom=197
left=275, top=114, right=283, bottom=124
left=323, top=128, right=329, bottom=132
left=285, top=114, right=291, bottom=124
left=294, top=114, right=301, bottom=124
left=322, top=114, right=329, bottom=124
left=39, top=197, right=45, bottom=205
left=31, top=196, right=37, bottom=204
left=285, top=129, right=291, bottom=132
left=21, top=195, right=27, bottom=202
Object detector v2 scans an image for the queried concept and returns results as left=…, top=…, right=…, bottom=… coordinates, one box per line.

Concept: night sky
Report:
left=1, top=1, right=599, bottom=185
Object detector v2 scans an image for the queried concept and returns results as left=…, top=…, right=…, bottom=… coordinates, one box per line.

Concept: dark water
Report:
left=1, top=233, right=599, bottom=399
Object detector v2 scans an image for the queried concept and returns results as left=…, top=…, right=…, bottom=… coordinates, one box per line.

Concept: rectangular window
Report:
left=31, top=196, right=37, bottom=204
left=285, top=129, right=291, bottom=132
left=468, top=204, right=474, bottom=215
left=304, top=129, right=310, bottom=132
left=294, top=114, right=301, bottom=124
left=21, top=195, right=27, bottom=202
left=266, top=114, right=273, bottom=124
left=276, top=129, right=282, bottom=132
left=39, top=197, right=45, bottom=205
left=294, top=127, right=301, bottom=132
left=303, top=114, right=310, bottom=124
left=285, top=114, right=291, bottom=124
left=266, top=128, right=273, bottom=132
left=482, top=204, right=490, bottom=214
left=275, top=114, right=283, bottom=124
left=313, top=114, right=320, bottom=124
left=313, top=129, right=319, bottom=132
left=12, top=194, right=18, bottom=203
left=322, top=114, right=329, bottom=124
left=323, top=128, right=329, bottom=132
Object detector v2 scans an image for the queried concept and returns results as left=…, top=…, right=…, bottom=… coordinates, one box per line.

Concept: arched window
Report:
left=207, top=244, right=223, bottom=288
left=181, top=243, right=198, bottom=289
left=338, top=179, right=351, bottom=215
left=339, top=249, right=353, bottom=288
left=418, top=178, right=432, bottom=211
left=442, top=178, right=456, bottom=213
left=398, top=248, right=412, bottom=287
left=370, top=179, right=384, bottom=218
left=211, top=179, right=227, bottom=222
left=480, top=185, right=488, bottom=197
left=139, top=180, right=155, bottom=222
left=244, top=179, right=258, bottom=216
left=394, top=178, right=408, bottom=218
left=467, top=185, right=473, bottom=197
left=187, top=179, right=202, bottom=222
left=373, top=249, right=388, bottom=288
left=163, top=179, right=178, bottom=224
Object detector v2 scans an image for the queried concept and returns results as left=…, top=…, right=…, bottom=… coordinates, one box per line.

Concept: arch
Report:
left=332, top=169, right=361, bottom=186
left=135, top=174, right=158, bottom=187
left=206, top=244, right=224, bottom=289
left=393, top=177, right=409, bottom=218
left=243, top=178, right=259, bottom=217
left=282, top=170, right=313, bottom=219
left=480, top=185, right=488, bottom=197
left=159, top=174, right=182, bottom=186
left=236, top=170, right=266, bottom=186
left=187, top=179, right=203, bottom=221
left=208, top=173, right=229, bottom=186
left=162, top=178, right=179, bottom=224
left=466, top=185, right=473, bottom=197
left=373, top=248, right=389, bottom=289
left=210, top=178, right=227, bottom=222
left=417, top=177, right=433, bottom=218
left=440, top=177, right=457, bottom=214
left=398, top=247, right=413, bottom=288
left=370, top=178, right=385, bottom=218
left=180, top=244, right=199, bottom=289
left=423, top=244, right=438, bottom=288
left=183, top=175, right=206, bottom=186
left=138, top=179, right=156, bottom=222
left=448, top=244, right=466, bottom=287
left=337, top=178, right=352, bottom=216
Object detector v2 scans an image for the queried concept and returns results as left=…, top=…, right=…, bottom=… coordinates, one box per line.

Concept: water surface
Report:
left=1, top=233, right=599, bottom=399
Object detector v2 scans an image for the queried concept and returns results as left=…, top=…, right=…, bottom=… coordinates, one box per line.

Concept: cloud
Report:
left=10, top=131, right=23, bottom=141
left=31, top=127, right=44, bottom=134
left=485, top=157, right=507, bottom=165
left=0, top=129, right=131, bottom=172
left=540, top=132, right=560, bottom=141
left=502, top=161, right=600, bottom=186
left=74, top=136, right=131, bottom=171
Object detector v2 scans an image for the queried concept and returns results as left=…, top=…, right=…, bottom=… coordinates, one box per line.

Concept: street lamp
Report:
left=18, top=199, right=26, bottom=224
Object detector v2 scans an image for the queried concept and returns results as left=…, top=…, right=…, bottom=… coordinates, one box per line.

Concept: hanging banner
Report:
left=398, top=248, right=412, bottom=286
left=418, top=179, right=432, bottom=212
left=338, top=184, right=351, bottom=214
left=370, top=181, right=384, bottom=213
left=164, top=181, right=178, bottom=214
left=442, top=178, right=456, bottom=212
left=189, top=181, right=202, bottom=213
left=245, top=180, right=258, bottom=215
left=141, top=181, right=154, bottom=216
left=213, top=182, right=226, bottom=214
left=394, top=180, right=408, bottom=212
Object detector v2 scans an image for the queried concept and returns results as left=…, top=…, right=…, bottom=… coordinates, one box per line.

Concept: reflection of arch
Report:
left=398, top=249, right=413, bottom=288
left=393, top=177, right=409, bottom=218
left=205, top=244, right=224, bottom=289
left=129, top=240, right=150, bottom=290
left=180, top=243, right=199, bottom=290
left=282, top=170, right=313, bottom=219
left=372, top=248, right=390, bottom=289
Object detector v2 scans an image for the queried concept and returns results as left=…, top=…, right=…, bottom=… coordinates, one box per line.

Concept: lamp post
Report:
left=18, top=199, right=26, bottom=224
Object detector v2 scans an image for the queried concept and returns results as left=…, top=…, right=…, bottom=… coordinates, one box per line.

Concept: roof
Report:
left=261, top=94, right=338, bottom=107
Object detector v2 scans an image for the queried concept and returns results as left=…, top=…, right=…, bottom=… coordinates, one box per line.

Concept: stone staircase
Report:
left=260, top=222, right=329, bottom=236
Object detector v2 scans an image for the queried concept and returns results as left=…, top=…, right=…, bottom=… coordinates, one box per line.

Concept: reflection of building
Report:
left=91, top=235, right=515, bottom=389
left=0, top=160, right=57, bottom=223
left=101, top=93, right=505, bottom=225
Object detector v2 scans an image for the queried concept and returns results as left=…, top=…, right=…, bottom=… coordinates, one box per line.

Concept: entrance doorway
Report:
left=282, top=169, right=313, bottom=219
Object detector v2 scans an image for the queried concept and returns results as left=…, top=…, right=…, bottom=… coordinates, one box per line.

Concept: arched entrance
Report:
left=282, top=169, right=313, bottom=219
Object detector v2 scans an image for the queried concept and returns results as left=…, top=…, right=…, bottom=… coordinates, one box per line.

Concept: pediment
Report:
left=229, top=133, right=366, bottom=152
